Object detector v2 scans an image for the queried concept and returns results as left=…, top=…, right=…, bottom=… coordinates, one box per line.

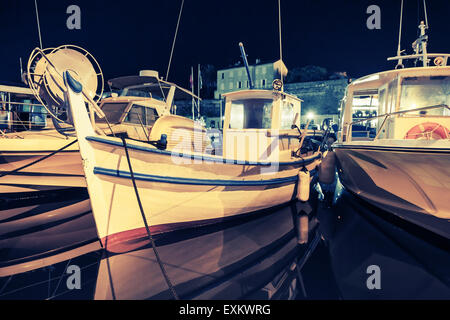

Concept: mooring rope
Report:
left=121, top=137, right=179, bottom=300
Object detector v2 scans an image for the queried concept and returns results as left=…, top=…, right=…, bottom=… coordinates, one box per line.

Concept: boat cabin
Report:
left=97, top=70, right=201, bottom=142
left=339, top=21, right=450, bottom=143
left=221, top=89, right=302, bottom=162
left=340, top=66, right=450, bottom=142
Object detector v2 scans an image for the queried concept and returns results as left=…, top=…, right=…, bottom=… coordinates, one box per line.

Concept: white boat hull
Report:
left=334, top=142, right=450, bottom=239
left=0, top=139, right=100, bottom=274
left=84, top=136, right=321, bottom=252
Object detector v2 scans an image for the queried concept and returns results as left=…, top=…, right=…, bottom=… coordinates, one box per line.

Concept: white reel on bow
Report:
left=26, top=44, right=104, bottom=126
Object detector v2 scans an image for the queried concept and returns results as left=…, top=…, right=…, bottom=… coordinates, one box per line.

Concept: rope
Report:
left=34, top=0, right=43, bottom=49
left=397, top=0, right=404, bottom=56
left=165, top=0, right=185, bottom=81
left=121, top=137, right=179, bottom=300
left=0, top=139, right=78, bottom=178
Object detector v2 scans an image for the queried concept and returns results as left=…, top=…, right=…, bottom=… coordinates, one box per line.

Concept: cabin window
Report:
left=399, top=76, right=450, bottom=116
left=125, top=104, right=145, bottom=125
left=386, top=79, right=398, bottom=113
left=145, top=107, right=159, bottom=126
left=229, top=98, right=273, bottom=129
left=0, top=93, right=46, bottom=130
left=280, top=102, right=296, bottom=129
left=30, top=105, right=47, bottom=129
left=120, top=89, right=151, bottom=98
left=97, top=102, right=129, bottom=124
left=378, top=88, right=386, bottom=116
left=350, top=94, right=378, bottom=139
left=351, top=95, right=378, bottom=119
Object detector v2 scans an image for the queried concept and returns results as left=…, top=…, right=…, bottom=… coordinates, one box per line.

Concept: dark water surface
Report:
left=0, top=179, right=448, bottom=300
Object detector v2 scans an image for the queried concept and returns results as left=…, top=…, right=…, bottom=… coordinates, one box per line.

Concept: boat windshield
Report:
left=119, top=87, right=167, bottom=101
left=229, top=98, right=273, bottom=129
left=97, top=102, right=129, bottom=124
left=399, top=76, right=450, bottom=115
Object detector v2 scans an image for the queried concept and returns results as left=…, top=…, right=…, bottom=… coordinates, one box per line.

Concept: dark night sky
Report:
left=1, top=0, right=449, bottom=89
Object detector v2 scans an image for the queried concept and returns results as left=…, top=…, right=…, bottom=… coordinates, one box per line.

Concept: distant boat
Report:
left=333, top=20, right=450, bottom=240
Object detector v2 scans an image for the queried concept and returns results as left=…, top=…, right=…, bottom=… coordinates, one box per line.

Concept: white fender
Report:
left=297, top=170, right=310, bottom=202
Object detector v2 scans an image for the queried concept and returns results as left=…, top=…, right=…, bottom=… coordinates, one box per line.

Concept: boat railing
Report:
left=387, top=53, right=450, bottom=67
left=0, top=100, right=48, bottom=131
left=346, top=103, right=450, bottom=141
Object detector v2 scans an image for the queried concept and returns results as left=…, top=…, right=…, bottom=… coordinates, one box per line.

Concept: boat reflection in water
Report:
left=2, top=178, right=448, bottom=300
left=0, top=201, right=320, bottom=300
left=317, top=178, right=450, bottom=299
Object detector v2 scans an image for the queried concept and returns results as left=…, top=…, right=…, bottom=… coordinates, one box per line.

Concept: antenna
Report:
left=423, top=0, right=429, bottom=29
left=34, top=0, right=43, bottom=49
left=395, top=0, right=405, bottom=68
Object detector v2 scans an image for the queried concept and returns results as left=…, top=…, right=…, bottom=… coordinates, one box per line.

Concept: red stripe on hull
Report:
left=99, top=203, right=291, bottom=253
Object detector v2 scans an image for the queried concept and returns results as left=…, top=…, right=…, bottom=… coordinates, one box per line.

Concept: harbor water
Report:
left=1, top=178, right=448, bottom=300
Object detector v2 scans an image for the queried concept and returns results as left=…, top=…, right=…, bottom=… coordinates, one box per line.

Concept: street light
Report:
left=306, top=112, right=315, bottom=120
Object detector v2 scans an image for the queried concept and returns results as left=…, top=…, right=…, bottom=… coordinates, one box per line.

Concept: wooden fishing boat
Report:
left=63, top=69, right=322, bottom=253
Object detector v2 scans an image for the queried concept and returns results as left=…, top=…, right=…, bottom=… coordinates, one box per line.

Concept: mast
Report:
left=238, top=42, right=254, bottom=89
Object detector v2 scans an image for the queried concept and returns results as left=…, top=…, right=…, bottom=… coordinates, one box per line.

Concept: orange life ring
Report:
left=404, top=122, right=450, bottom=140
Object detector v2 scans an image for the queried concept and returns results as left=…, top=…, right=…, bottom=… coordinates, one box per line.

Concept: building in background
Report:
left=214, top=61, right=277, bottom=99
